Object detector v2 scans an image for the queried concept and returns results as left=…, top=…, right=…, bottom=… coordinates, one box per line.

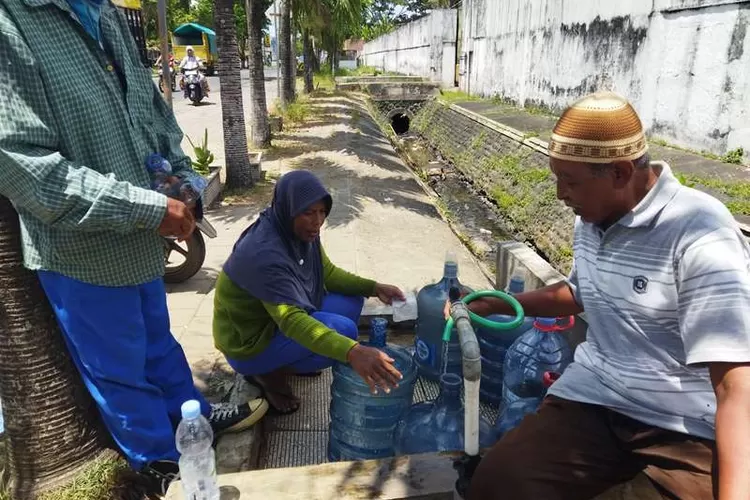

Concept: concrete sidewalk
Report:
left=452, top=98, right=750, bottom=228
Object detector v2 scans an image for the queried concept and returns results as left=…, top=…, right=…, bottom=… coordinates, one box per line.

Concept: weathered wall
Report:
left=412, top=100, right=575, bottom=273
left=460, top=0, right=750, bottom=155
left=362, top=10, right=458, bottom=88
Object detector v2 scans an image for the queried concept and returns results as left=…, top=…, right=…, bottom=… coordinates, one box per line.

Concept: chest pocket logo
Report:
left=632, top=276, right=649, bottom=294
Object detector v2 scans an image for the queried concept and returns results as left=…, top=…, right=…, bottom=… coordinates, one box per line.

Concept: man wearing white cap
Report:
left=468, top=92, right=750, bottom=499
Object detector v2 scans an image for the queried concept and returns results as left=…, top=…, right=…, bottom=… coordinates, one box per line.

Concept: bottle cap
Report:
left=180, top=399, right=201, bottom=420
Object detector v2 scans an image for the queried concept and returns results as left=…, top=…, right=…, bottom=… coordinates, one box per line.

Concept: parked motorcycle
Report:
left=181, top=68, right=205, bottom=105
left=163, top=217, right=217, bottom=284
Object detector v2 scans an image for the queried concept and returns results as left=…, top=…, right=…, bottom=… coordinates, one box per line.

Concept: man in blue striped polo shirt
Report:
left=468, top=92, right=750, bottom=499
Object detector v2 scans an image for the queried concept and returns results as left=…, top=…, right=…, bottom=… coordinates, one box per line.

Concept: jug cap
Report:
left=534, top=316, right=575, bottom=332
left=180, top=399, right=201, bottom=420
left=543, top=371, right=561, bottom=388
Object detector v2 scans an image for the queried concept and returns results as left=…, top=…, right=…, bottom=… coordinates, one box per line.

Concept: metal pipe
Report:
left=157, top=0, right=172, bottom=108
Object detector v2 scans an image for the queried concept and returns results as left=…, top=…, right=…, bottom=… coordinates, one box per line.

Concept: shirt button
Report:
left=106, top=64, right=114, bottom=72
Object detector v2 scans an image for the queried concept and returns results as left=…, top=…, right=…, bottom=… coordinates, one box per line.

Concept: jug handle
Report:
left=554, top=316, right=575, bottom=330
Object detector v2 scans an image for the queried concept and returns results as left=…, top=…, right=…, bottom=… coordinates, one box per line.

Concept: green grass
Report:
left=274, top=97, right=311, bottom=127
left=650, top=138, right=746, bottom=166
left=438, top=89, right=482, bottom=103
left=675, top=171, right=750, bottom=215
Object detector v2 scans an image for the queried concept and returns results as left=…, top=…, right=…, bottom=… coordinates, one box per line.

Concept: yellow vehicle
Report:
left=172, top=23, right=217, bottom=76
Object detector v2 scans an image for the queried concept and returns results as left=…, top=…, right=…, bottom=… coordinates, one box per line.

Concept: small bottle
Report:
left=506, top=274, right=525, bottom=295
left=179, top=175, right=208, bottom=205
left=145, top=153, right=174, bottom=193
left=176, top=400, right=219, bottom=500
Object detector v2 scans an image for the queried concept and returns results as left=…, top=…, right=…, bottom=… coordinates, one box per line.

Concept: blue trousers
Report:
left=38, top=271, right=209, bottom=469
left=226, top=293, right=363, bottom=375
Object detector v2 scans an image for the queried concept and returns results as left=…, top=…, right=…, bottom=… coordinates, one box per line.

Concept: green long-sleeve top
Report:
left=213, top=248, right=377, bottom=363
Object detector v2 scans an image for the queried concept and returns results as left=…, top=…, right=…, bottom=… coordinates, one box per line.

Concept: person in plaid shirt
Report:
left=0, top=0, right=268, bottom=492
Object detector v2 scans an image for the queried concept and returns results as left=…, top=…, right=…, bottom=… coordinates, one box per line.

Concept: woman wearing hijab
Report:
left=213, top=170, right=405, bottom=414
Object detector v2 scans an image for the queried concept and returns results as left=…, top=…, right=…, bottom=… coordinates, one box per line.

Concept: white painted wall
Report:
left=362, top=10, right=458, bottom=88
left=460, top=0, right=750, bottom=155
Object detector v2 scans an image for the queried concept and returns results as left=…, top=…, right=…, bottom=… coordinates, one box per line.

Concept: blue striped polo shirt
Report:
left=549, top=162, right=750, bottom=440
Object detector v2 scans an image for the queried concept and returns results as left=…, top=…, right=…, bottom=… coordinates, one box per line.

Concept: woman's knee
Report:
left=467, top=439, right=538, bottom=499
left=313, top=311, right=358, bottom=341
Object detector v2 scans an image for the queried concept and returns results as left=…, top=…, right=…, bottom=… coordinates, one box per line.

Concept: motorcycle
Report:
left=157, top=62, right=177, bottom=93
left=181, top=68, right=205, bottom=105
left=163, top=217, right=217, bottom=284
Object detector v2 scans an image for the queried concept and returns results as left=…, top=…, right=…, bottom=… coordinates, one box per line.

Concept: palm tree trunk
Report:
left=246, top=0, right=271, bottom=147
left=214, top=0, right=254, bottom=189
left=288, top=13, right=297, bottom=99
left=278, top=0, right=294, bottom=106
left=0, top=196, right=110, bottom=499
left=302, top=28, right=314, bottom=94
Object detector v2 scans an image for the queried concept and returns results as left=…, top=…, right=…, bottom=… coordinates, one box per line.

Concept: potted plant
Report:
left=187, top=129, right=222, bottom=207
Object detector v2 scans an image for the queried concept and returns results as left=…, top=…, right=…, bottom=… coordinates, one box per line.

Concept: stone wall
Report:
left=362, top=10, right=458, bottom=88
left=459, top=0, right=750, bottom=155
left=412, top=100, right=575, bottom=274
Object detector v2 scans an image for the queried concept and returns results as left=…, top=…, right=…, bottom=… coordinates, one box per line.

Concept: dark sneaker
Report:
left=208, top=399, right=268, bottom=435
left=141, top=459, right=180, bottom=497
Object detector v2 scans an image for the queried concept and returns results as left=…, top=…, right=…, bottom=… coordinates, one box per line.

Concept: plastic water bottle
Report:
left=501, top=317, right=574, bottom=409
left=328, top=317, right=418, bottom=461
left=477, top=275, right=535, bottom=405
left=145, top=154, right=206, bottom=203
left=176, top=400, right=219, bottom=500
left=493, top=371, right=560, bottom=440
left=414, top=252, right=473, bottom=380
left=395, top=372, right=494, bottom=455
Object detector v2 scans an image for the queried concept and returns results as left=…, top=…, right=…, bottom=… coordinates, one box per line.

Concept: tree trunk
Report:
left=313, top=46, right=321, bottom=72
left=302, top=28, right=314, bottom=94
left=278, top=0, right=294, bottom=106
left=246, top=0, right=271, bottom=147
left=214, top=0, right=254, bottom=189
left=287, top=15, right=296, bottom=100
left=0, top=196, right=110, bottom=499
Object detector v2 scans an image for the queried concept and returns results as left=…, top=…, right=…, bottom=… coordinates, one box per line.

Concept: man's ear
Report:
left=611, top=160, right=634, bottom=188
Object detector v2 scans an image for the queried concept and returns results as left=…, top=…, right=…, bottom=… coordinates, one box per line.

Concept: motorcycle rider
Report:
left=155, top=52, right=175, bottom=91
left=179, top=46, right=209, bottom=98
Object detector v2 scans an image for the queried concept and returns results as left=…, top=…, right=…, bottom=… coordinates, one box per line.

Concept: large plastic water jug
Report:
left=478, top=276, right=535, bottom=405
left=414, top=253, right=472, bottom=380
left=502, top=316, right=574, bottom=408
left=328, top=318, right=418, bottom=461
left=493, top=371, right=560, bottom=440
left=395, top=373, right=494, bottom=455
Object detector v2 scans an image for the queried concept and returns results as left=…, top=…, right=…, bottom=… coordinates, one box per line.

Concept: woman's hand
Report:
left=374, top=283, right=405, bottom=305
left=347, top=344, right=403, bottom=394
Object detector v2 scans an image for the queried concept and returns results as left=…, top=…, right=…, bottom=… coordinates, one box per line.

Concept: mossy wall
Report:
left=412, top=100, right=574, bottom=273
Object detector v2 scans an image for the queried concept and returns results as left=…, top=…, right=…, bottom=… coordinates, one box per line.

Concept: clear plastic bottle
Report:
left=179, top=174, right=208, bottom=205
left=328, top=318, right=418, bottom=461
left=395, top=372, right=494, bottom=455
left=493, top=371, right=560, bottom=440
left=145, top=153, right=207, bottom=204
left=145, top=153, right=175, bottom=193
left=477, top=275, right=535, bottom=405
left=176, top=400, right=219, bottom=500
left=502, top=317, right=574, bottom=409
left=414, top=252, right=473, bottom=380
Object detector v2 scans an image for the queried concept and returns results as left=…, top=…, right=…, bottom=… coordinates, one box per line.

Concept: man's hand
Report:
left=374, top=283, right=405, bottom=305
left=347, top=343, right=403, bottom=394
left=159, top=198, right=195, bottom=241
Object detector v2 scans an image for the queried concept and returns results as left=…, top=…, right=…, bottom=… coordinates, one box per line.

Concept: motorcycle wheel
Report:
left=158, top=77, right=164, bottom=93
left=163, top=231, right=206, bottom=284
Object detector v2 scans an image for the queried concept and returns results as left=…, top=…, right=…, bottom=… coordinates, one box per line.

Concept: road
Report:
left=164, top=67, right=281, bottom=168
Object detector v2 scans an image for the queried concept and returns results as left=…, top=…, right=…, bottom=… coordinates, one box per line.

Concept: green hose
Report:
left=442, top=290, right=526, bottom=342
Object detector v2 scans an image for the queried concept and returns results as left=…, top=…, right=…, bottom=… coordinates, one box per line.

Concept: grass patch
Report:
left=675, top=172, right=750, bottom=215
left=438, top=89, right=482, bottom=103
left=650, top=138, right=746, bottom=165
left=274, top=97, right=312, bottom=128
left=221, top=178, right=276, bottom=206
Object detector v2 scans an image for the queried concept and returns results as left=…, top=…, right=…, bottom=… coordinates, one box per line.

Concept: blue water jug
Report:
left=395, top=373, right=494, bottom=455
left=328, top=318, right=418, bottom=461
left=493, top=371, right=560, bottom=440
left=502, top=316, right=574, bottom=408
left=478, top=276, right=535, bottom=405
left=414, top=254, right=472, bottom=381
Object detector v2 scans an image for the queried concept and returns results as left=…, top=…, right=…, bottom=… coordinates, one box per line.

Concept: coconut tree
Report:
left=245, top=0, right=272, bottom=147
left=0, top=196, right=111, bottom=499
left=278, top=0, right=295, bottom=106
left=215, top=0, right=255, bottom=188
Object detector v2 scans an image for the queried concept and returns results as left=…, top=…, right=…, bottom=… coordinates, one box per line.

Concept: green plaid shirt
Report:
left=0, top=0, right=199, bottom=286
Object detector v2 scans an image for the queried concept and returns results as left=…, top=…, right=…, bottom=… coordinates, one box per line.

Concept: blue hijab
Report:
left=223, top=170, right=333, bottom=311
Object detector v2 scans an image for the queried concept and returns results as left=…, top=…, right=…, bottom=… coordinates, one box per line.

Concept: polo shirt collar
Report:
left=616, top=161, right=681, bottom=229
